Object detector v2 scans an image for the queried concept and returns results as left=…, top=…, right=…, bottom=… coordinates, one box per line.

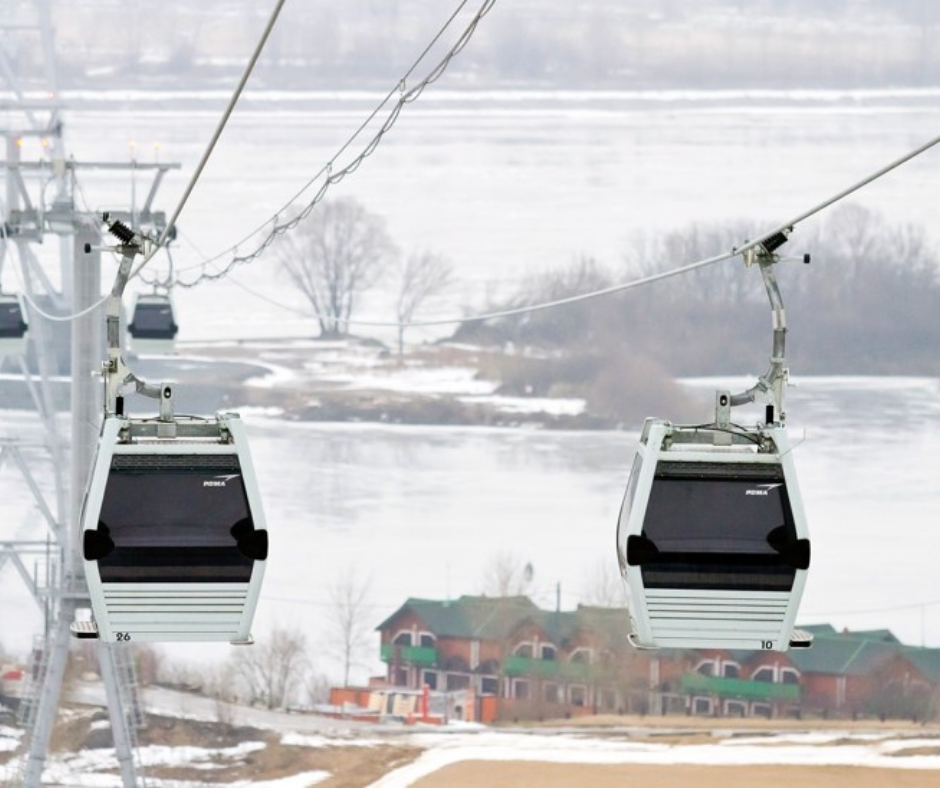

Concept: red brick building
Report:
left=375, top=597, right=940, bottom=723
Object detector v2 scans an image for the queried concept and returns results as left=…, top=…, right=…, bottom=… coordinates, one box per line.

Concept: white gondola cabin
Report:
left=0, top=293, right=28, bottom=356
left=76, top=413, right=267, bottom=644
left=127, top=293, right=178, bottom=353
left=616, top=418, right=811, bottom=652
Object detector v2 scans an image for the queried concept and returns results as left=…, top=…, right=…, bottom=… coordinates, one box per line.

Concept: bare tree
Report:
left=395, top=250, right=454, bottom=357
left=276, top=197, right=397, bottom=338
left=481, top=551, right=533, bottom=597
left=329, top=570, right=374, bottom=687
left=229, top=626, right=309, bottom=710
left=580, top=558, right=628, bottom=608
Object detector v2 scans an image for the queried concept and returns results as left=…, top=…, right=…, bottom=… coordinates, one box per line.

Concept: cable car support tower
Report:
left=1, top=3, right=178, bottom=783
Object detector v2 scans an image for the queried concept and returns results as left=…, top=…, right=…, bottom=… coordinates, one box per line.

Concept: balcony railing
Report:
left=680, top=673, right=801, bottom=702
left=380, top=644, right=438, bottom=666
left=503, top=655, right=591, bottom=680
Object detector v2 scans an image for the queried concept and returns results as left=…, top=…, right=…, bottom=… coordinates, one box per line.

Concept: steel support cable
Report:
left=209, top=127, right=940, bottom=330
left=155, top=0, right=288, bottom=251
left=166, top=0, right=497, bottom=288
left=15, top=127, right=940, bottom=326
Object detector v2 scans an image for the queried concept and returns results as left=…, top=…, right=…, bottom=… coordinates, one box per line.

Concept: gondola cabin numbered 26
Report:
left=616, top=419, right=811, bottom=652
left=76, top=414, right=268, bottom=644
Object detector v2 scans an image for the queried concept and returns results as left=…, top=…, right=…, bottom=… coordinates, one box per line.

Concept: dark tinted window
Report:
left=639, top=461, right=797, bottom=591
left=129, top=302, right=177, bottom=338
left=0, top=300, right=27, bottom=337
left=97, top=454, right=254, bottom=583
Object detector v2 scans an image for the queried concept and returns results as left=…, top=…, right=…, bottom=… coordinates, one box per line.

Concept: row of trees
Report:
left=276, top=198, right=453, bottom=354
left=453, top=204, right=940, bottom=423
left=48, top=1, right=940, bottom=91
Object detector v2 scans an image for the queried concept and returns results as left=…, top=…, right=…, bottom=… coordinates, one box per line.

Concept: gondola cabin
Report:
left=76, top=414, right=267, bottom=643
left=616, top=419, right=811, bottom=652
left=127, top=294, right=178, bottom=354
left=0, top=293, right=28, bottom=356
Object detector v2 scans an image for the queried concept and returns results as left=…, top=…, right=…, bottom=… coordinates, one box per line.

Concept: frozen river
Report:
left=23, top=87, right=940, bottom=345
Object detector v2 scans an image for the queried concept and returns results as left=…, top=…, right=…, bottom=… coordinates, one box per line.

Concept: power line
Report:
left=168, top=0, right=497, bottom=289
left=805, top=598, right=940, bottom=618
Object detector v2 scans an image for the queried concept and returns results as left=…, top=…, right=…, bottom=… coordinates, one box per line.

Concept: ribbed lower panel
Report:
left=646, top=589, right=790, bottom=647
left=102, top=583, right=249, bottom=640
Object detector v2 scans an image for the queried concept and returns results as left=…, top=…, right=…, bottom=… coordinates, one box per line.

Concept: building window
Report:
left=422, top=671, right=438, bottom=690
left=725, top=700, right=747, bottom=717
left=512, top=679, right=530, bottom=700
left=541, top=644, right=556, bottom=661
left=514, top=642, right=535, bottom=658
left=446, top=673, right=470, bottom=691
left=479, top=676, right=498, bottom=695
left=544, top=683, right=560, bottom=703
left=780, top=668, right=800, bottom=685
left=419, top=633, right=436, bottom=648
left=570, top=648, right=592, bottom=665
left=692, top=697, right=713, bottom=716
left=752, top=666, right=775, bottom=683
left=722, top=662, right=740, bottom=679
left=392, top=631, right=413, bottom=647
left=695, top=660, right=716, bottom=677
left=569, top=685, right=587, bottom=707
left=751, top=702, right=773, bottom=719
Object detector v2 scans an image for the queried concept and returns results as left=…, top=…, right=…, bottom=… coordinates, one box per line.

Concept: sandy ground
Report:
left=414, top=762, right=940, bottom=787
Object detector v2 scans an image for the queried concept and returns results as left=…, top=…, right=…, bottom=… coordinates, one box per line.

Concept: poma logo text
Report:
left=203, top=474, right=240, bottom=488
left=745, top=483, right=782, bottom=497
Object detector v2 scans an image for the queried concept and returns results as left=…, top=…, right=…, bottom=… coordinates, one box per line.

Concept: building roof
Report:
left=788, top=627, right=919, bottom=676
left=376, top=595, right=541, bottom=641
left=901, top=647, right=940, bottom=683
left=377, top=597, right=631, bottom=648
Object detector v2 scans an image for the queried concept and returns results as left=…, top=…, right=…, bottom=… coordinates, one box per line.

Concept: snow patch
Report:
left=281, top=732, right=383, bottom=748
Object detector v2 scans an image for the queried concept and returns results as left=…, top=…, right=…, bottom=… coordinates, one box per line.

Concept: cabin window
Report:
left=639, top=462, right=798, bottom=592
left=129, top=301, right=177, bottom=338
left=422, top=671, right=438, bottom=690
left=96, top=454, right=254, bottom=583
left=479, top=676, right=498, bottom=695
left=419, top=633, right=436, bottom=648
left=722, top=662, right=740, bottom=678
left=0, top=300, right=27, bottom=337
left=393, top=631, right=413, bottom=647
left=540, top=644, right=556, bottom=661
left=446, top=673, right=470, bottom=691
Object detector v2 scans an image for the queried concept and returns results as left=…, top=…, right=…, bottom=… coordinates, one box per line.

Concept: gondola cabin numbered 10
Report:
left=75, top=414, right=268, bottom=644
left=616, top=419, right=811, bottom=652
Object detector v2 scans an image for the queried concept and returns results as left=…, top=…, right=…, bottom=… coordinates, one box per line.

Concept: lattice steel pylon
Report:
left=1, top=4, right=175, bottom=785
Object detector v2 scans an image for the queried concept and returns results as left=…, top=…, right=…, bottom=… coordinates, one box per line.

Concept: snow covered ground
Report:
left=4, top=718, right=940, bottom=786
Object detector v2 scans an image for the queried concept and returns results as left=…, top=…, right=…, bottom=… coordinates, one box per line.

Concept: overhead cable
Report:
left=168, top=0, right=497, bottom=289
